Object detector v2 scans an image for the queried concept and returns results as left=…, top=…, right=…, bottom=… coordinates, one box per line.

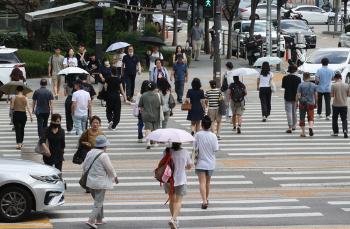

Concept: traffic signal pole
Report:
left=213, top=0, right=221, bottom=87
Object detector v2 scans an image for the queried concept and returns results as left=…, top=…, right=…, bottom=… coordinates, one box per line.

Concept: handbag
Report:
left=181, top=100, right=192, bottom=111
left=270, top=79, right=276, bottom=93
left=73, top=131, right=90, bottom=165
left=168, top=94, right=176, bottom=109
left=35, top=139, right=49, bottom=156
left=218, top=97, right=227, bottom=116
left=191, top=146, right=199, bottom=165
left=97, top=86, right=107, bottom=101
left=79, top=152, right=103, bottom=189
left=132, top=103, right=139, bottom=117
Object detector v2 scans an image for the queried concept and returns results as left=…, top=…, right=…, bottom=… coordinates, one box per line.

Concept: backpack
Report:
left=154, top=147, right=175, bottom=204
left=231, top=83, right=245, bottom=103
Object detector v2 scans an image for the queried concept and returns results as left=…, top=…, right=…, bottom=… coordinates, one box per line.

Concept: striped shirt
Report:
left=205, top=89, right=222, bottom=109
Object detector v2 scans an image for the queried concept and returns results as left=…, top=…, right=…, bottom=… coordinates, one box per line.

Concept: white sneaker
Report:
left=325, top=116, right=330, bottom=120
left=108, top=121, right=113, bottom=130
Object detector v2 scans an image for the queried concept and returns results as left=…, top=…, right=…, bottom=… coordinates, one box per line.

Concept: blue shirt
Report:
left=32, top=87, right=54, bottom=114
left=173, top=62, right=188, bottom=81
left=315, top=66, right=334, bottom=93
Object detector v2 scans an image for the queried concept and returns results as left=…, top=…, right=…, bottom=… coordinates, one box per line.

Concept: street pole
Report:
left=95, top=7, right=103, bottom=62
left=213, top=0, right=221, bottom=87
left=266, top=0, right=272, bottom=57
left=334, top=0, right=340, bottom=33
left=276, top=4, right=281, bottom=70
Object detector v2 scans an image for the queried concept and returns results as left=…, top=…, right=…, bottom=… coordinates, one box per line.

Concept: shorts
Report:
left=164, top=184, right=187, bottom=196
left=231, top=101, right=245, bottom=116
left=144, top=121, right=160, bottom=130
left=207, top=109, right=222, bottom=122
left=51, top=75, right=62, bottom=85
left=195, top=169, right=214, bottom=177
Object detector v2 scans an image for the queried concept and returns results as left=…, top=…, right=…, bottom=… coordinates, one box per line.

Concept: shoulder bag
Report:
left=79, top=152, right=103, bottom=189
left=181, top=100, right=192, bottom=111
left=73, top=131, right=90, bottom=164
left=270, top=76, right=277, bottom=93
left=218, top=96, right=227, bottom=116
left=191, top=145, right=199, bottom=165
left=168, top=93, right=176, bottom=109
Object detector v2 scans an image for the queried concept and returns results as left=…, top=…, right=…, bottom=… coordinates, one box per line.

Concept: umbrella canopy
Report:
left=140, top=36, right=166, bottom=46
left=231, top=68, right=259, bottom=77
left=253, top=56, right=282, bottom=67
left=58, top=67, right=89, bottom=75
left=106, top=42, right=130, bottom=52
left=146, top=128, right=195, bottom=143
left=0, top=81, right=32, bottom=95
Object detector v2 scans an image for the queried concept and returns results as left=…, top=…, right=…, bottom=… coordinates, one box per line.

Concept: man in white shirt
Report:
left=71, top=80, right=92, bottom=136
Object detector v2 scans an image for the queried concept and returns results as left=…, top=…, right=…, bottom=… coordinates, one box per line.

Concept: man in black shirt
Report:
left=122, top=46, right=141, bottom=101
left=76, top=43, right=89, bottom=70
left=282, top=64, right=302, bottom=133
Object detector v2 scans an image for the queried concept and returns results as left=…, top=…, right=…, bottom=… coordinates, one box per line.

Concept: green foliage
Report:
left=17, top=49, right=51, bottom=78
left=143, top=23, right=161, bottom=37
left=0, top=33, right=30, bottom=49
left=46, top=31, right=78, bottom=52
left=161, top=47, right=191, bottom=67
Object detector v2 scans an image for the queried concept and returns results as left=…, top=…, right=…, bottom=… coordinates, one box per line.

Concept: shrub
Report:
left=143, top=23, right=161, bottom=38
left=17, top=49, right=51, bottom=78
left=0, top=33, right=30, bottom=49
left=46, top=32, right=78, bottom=52
left=161, top=46, right=191, bottom=67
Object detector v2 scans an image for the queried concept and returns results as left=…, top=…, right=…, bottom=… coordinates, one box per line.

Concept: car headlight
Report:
left=31, top=175, right=61, bottom=184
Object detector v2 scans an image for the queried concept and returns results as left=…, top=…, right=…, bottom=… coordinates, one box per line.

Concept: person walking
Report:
left=76, top=43, right=89, bottom=70
left=112, top=48, right=126, bottom=77
left=64, top=74, right=75, bottom=134
left=171, top=56, right=188, bottom=104
left=83, top=135, right=118, bottom=229
left=48, top=47, right=64, bottom=100
left=63, top=48, right=78, bottom=68
left=79, top=116, right=105, bottom=157
left=40, top=114, right=65, bottom=171
left=158, top=78, right=171, bottom=128
left=138, top=82, right=162, bottom=149
left=186, top=78, right=205, bottom=135
left=194, top=116, right=219, bottom=210
left=257, top=61, right=273, bottom=122
left=191, top=18, right=204, bottom=61
left=150, top=58, right=169, bottom=87
left=172, top=45, right=187, bottom=64
left=11, top=86, right=32, bottom=149
left=296, top=72, right=318, bottom=137
left=165, top=142, right=192, bottom=229
left=331, top=72, right=350, bottom=138
left=98, top=58, right=112, bottom=106
left=282, top=64, right=302, bottom=133
left=148, top=46, right=163, bottom=81
left=104, top=67, right=127, bottom=130
left=122, top=46, right=141, bottom=101
left=205, top=80, right=222, bottom=139
left=32, top=79, right=54, bottom=137
left=228, top=76, right=247, bottom=134
left=221, top=62, right=235, bottom=124
left=72, top=80, right=92, bottom=136
left=134, top=80, right=150, bottom=143
left=315, top=57, right=334, bottom=120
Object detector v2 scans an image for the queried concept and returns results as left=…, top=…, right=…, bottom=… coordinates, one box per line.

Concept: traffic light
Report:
left=203, top=0, right=214, bottom=18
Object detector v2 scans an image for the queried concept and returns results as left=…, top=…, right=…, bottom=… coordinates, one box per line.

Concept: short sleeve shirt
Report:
left=332, top=81, right=349, bottom=107
left=32, top=87, right=54, bottom=114
left=72, top=89, right=91, bottom=116
left=63, top=57, right=78, bottom=67
left=122, top=54, right=139, bottom=75
left=205, top=89, right=222, bottom=109
left=166, top=148, right=192, bottom=186
left=48, top=55, right=64, bottom=75
left=282, top=74, right=302, bottom=102
left=258, top=73, right=273, bottom=88
left=194, top=130, right=219, bottom=171
left=149, top=52, right=163, bottom=71
left=173, top=62, right=188, bottom=81
left=297, top=81, right=317, bottom=105
left=315, top=66, right=334, bottom=93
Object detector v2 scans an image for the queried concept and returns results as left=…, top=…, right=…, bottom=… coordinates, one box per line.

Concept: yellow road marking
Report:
left=0, top=218, right=52, bottom=229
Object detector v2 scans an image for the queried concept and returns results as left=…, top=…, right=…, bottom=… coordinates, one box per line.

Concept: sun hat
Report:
left=95, top=135, right=110, bottom=148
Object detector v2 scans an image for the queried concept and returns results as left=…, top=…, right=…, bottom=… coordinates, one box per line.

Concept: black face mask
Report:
left=51, top=123, right=61, bottom=129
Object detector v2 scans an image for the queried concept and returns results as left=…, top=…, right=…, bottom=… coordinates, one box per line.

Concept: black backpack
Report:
left=231, top=83, right=245, bottom=103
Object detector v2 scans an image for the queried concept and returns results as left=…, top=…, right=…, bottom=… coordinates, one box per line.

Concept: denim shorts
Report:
left=164, top=184, right=187, bottom=196
left=195, top=169, right=214, bottom=177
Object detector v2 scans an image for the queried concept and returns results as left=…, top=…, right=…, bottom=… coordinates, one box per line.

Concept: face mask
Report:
left=104, top=61, right=110, bottom=66
left=129, top=52, right=134, bottom=56
left=51, top=123, right=61, bottom=129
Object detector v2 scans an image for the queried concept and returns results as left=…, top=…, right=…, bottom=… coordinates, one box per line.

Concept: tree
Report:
left=249, top=0, right=259, bottom=38
left=222, top=0, right=240, bottom=59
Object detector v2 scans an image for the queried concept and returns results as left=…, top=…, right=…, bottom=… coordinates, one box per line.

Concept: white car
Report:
left=239, top=3, right=287, bottom=20
left=0, top=46, right=26, bottom=98
left=152, top=14, right=183, bottom=32
left=291, top=5, right=335, bottom=24
left=0, top=159, right=65, bottom=222
left=298, top=48, right=350, bottom=83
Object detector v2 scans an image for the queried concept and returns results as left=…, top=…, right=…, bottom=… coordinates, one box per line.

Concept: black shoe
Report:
left=237, top=127, right=241, bottom=134
left=309, top=128, right=314, bottom=137
left=233, top=126, right=236, bottom=130
left=262, top=117, right=266, bottom=122
left=292, top=128, right=296, bottom=131
left=286, top=129, right=292, bottom=133
left=345, top=132, right=348, bottom=138
left=191, top=131, right=194, bottom=136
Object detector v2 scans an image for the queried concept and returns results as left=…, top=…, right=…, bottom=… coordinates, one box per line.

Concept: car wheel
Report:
left=0, top=186, right=32, bottom=222
left=338, top=43, right=342, bottom=47
left=154, top=22, right=161, bottom=32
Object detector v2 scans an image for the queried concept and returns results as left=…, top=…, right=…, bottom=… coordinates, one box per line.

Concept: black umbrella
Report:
left=140, top=36, right=166, bottom=46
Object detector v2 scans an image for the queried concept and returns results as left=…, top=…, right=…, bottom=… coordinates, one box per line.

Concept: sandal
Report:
left=201, top=203, right=208, bottom=209
left=300, top=134, right=306, bottom=137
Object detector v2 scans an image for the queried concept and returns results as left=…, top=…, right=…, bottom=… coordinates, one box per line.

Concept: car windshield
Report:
left=242, top=22, right=274, bottom=32
left=306, top=51, right=349, bottom=64
left=0, top=53, right=20, bottom=64
left=281, top=20, right=309, bottom=30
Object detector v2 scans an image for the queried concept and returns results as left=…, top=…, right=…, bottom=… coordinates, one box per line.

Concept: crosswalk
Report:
left=0, top=93, right=350, bottom=228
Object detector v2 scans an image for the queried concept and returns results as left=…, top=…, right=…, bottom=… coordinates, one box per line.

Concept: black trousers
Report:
left=332, top=106, right=348, bottom=134
left=259, top=87, right=272, bottom=117
left=36, top=113, right=50, bottom=137
left=106, top=95, right=121, bottom=129
left=65, top=95, right=73, bottom=131
left=13, top=111, right=27, bottom=144
left=125, top=73, right=136, bottom=99
left=44, top=160, right=63, bottom=172
left=317, top=92, right=331, bottom=116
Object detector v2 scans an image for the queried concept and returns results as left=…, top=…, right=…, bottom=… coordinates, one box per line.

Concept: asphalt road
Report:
left=1, top=23, right=350, bottom=229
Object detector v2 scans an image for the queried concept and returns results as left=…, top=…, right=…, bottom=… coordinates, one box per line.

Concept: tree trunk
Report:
left=226, top=20, right=233, bottom=59
left=249, top=0, right=258, bottom=38
left=172, top=0, right=178, bottom=46
left=204, top=17, right=210, bottom=54
left=162, top=14, right=166, bottom=39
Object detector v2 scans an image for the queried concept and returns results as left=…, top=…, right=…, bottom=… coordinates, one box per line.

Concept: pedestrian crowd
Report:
left=4, top=40, right=350, bottom=229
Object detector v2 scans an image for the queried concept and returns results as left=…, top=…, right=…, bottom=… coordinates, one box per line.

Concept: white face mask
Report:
left=104, top=61, right=110, bottom=66
left=129, top=52, right=134, bottom=56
